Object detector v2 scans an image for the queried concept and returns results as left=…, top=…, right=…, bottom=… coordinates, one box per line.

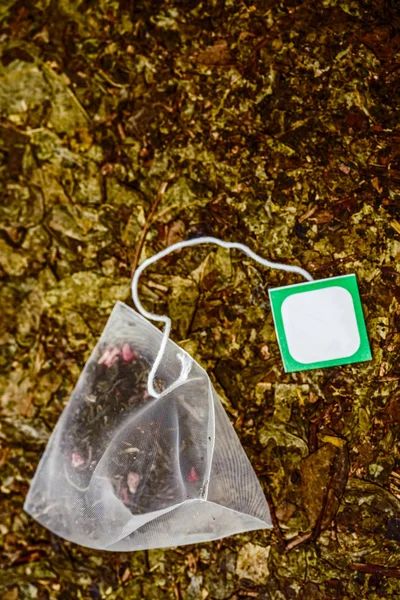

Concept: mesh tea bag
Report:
left=25, top=237, right=312, bottom=551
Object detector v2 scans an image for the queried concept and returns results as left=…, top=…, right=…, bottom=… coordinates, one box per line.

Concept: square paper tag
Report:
left=269, top=274, right=372, bottom=373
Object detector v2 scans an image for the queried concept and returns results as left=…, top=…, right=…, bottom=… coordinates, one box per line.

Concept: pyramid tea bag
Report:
left=25, top=237, right=314, bottom=551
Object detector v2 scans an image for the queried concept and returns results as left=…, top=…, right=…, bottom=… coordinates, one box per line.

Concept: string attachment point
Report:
left=131, top=237, right=313, bottom=397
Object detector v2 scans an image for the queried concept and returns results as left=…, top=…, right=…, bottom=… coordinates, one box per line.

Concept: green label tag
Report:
left=268, top=274, right=372, bottom=373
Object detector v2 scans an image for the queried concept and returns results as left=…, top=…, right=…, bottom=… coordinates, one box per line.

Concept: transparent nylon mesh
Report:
left=24, top=302, right=271, bottom=550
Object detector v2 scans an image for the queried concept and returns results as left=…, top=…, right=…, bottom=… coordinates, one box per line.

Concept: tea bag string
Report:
left=132, top=236, right=313, bottom=398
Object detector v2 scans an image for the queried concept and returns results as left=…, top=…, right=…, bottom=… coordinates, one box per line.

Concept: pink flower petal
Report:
left=122, top=343, right=137, bottom=362
left=71, top=452, right=85, bottom=468
left=127, top=472, right=141, bottom=494
left=187, top=467, right=199, bottom=483
left=98, top=348, right=112, bottom=365
left=107, top=347, right=120, bottom=366
left=120, top=486, right=129, bottom=504
left=98, top=346, right=120, bottom=367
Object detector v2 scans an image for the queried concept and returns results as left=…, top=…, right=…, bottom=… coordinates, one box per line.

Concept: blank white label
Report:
left=281, top=286, right=361, bottom=364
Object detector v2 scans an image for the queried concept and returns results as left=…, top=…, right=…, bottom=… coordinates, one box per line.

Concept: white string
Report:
left=131, top=237, right=313, bottom=398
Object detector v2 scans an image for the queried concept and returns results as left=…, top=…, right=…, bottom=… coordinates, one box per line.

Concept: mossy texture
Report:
left=0, top=0, right=399, bottom=598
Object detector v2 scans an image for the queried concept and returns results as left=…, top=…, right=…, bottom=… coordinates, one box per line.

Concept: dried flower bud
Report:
left=187, top=467, right=199, bottom=483
left=120, top=486, right=129, bottom=504
left=122, top=343, right=137, bottom=362
left=98, top=346, right=120, bottom=367
left=127, top=472, right=141, bottom=494
left=71, top=452, right=85, bottom=468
